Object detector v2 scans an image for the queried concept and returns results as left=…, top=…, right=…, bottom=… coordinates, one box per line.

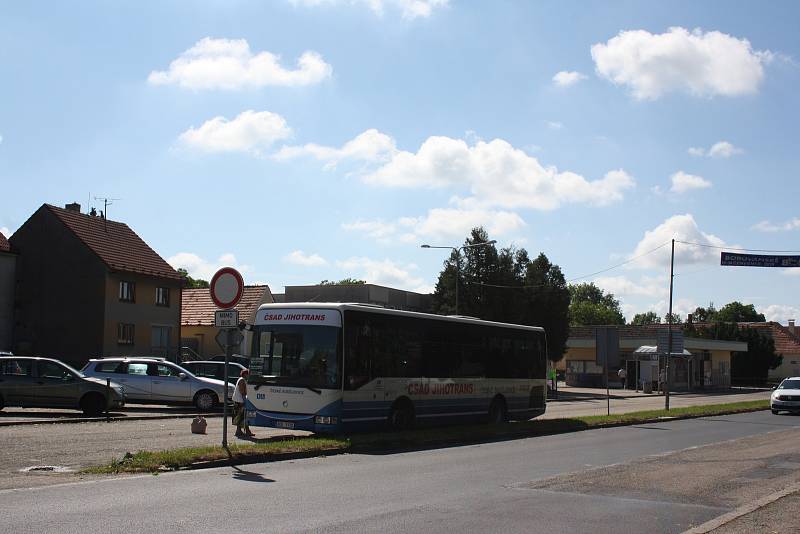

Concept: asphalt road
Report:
left=2, top=411, right=799, bottom=533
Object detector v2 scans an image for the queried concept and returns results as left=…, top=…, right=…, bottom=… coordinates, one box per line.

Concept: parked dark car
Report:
left=0, top=356, right=125, bottom=415
left=182, top=361, right=246, bottom=384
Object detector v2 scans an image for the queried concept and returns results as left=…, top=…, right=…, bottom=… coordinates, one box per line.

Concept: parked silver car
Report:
left=0, top=356, right=125, bottom=415
left=181, top=361, right=246, bottom=385
left=82, top=358, right=233, bottom=411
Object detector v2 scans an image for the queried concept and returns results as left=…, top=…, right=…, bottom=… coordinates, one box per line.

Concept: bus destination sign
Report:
left=720, top=252, right=800, bottom=268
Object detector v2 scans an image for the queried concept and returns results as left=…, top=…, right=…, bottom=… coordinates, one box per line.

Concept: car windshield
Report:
left=250, top=325, right=341, bottom=389
left=59, top=361, right=85, bottom=377
left=778, top=379, right=800, bottom=389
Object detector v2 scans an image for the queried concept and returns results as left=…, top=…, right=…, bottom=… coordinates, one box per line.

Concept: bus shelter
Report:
left=632, top=345, right=693, bottom=392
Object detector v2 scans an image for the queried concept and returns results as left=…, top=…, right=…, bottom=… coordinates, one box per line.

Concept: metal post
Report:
left=666, top=239, right=674, bottom=411
left=106, top=378, right=110, bottom=423
left=455, top=248, right=461, bottom=315
left=222, top=329, right=231, bottom=448
left=605, top=351, right=610, bottom=416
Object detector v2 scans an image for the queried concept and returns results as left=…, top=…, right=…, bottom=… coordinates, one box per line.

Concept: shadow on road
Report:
left=230, top=465, right=275, bottom=483
left=349, top=418, right=593, bottom=456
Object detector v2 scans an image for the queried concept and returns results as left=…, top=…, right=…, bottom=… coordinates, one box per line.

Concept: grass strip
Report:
left=84, top=399, right=768, bottom=474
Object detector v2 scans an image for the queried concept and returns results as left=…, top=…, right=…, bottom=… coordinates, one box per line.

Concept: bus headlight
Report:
left=314, top=416, right=338, bottom=425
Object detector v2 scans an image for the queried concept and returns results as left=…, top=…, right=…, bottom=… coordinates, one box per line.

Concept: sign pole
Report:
left=665, top=239, right=674, bottom=411
left=222, top=329, right=231, bottom=448
left=209, top=266, right=245, bottom=449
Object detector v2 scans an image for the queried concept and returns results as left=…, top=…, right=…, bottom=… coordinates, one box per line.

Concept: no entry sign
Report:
left=210, top=267, right=244, bottom=309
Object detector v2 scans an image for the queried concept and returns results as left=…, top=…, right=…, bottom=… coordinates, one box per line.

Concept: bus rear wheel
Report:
left=488, top=397, right=507, bottom=424
left=388, top=400, right=415, bottom=431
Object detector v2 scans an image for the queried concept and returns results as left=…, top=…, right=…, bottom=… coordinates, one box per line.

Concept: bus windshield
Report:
left=250, top=325, right=342, bottom=390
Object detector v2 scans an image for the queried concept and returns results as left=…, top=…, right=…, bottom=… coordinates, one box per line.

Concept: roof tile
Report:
left=46, top=205, right=181, bottom=280
left=182, top=285, right=272, bottom=326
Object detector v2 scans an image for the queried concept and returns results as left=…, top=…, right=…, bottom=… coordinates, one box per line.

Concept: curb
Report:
left=683, top=482, right=800, bottom=533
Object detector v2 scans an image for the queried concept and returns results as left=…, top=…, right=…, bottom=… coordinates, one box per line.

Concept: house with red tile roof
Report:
left=0, top=230, right=15, bottom=351
left=9, top=203, right=183, bottom=366
left=181, top=285, right=274, bottom=359
left=737, top=321, right=800, bottom=380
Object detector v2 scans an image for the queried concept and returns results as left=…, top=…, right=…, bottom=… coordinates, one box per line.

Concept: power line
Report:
left=467, top=241, right=671, bottom=290
left=675, top=239, right=800, bottom=254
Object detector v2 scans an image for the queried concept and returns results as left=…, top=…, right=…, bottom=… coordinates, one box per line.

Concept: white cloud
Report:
left=289, top=0, right=448, bottom=19
left=688, top=141, right=743, bottom=158
left=283, top=250, right=328, bottom=267
left=336, top=257, right=426, bottom=291
left=546, top=121, right=564, bottom=130
left=0, top=226, right=10, bottom=238
left=591, top=27, right=772, bottom=99
left=628, top=214, right=727, bottom=269
left=343, top=207, right=526, bottom=244
left=708, top=141, right=743, bottom=158
left=752, top=218, right=800, bottom=232
left=761, top=304, right=800, bottom=324
left=0, top=134, right=3, bottom=144
left=167, top=252, right=252, bottom=281
left=148, top=38, right=332, bottom=90
left=552, top=71, right=587, bottom=87
left=592, top=275, right=668, bottom=299
left=670, top=171, right=712, bottom=193
left=179, top=110, right=292, bottom=154
left=279, top=131, right=636, bottom=211
left=273, top=128, right=396, bottom=168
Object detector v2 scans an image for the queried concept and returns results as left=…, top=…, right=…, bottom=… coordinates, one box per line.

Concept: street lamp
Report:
left=421, top=240, right=497, bottom=315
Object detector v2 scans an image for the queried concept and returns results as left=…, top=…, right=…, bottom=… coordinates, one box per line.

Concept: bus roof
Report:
left=254, top=302, right=545, bottom=333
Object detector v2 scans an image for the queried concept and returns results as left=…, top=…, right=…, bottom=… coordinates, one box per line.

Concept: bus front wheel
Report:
left=388, top=399, right=415, bottom=431
left=488, top=397, right=507, bottom=424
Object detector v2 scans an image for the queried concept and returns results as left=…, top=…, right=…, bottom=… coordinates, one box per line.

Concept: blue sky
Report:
left=2, top=1, right=799, bottom=323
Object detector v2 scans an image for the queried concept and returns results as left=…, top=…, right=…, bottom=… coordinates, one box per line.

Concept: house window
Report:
left=118, top=323, right=135, bottom=345
left=156, top=287, right=170, bottom=307
left=119, top=281, right=135, bottom=302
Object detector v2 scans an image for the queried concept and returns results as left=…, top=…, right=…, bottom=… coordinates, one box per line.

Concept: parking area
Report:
left=0, top=404, right=227, bottom=425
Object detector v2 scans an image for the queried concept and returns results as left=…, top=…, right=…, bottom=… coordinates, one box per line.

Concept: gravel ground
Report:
left=711, top=490, right=800, bottom=533
left=526, top=426, right=800, bottom=524
left=0, top=416, right=308, bottom=490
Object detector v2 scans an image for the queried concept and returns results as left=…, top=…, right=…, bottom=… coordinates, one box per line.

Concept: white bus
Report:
left=245, top=303, right=547, bottom=433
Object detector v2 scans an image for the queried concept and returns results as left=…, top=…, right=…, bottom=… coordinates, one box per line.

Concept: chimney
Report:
left=64, top=202, right=81, bottom=213
left=789, top=319, right=796, bottom=336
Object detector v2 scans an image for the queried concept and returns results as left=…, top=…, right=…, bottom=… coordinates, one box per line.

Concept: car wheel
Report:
left=194, top=390, right=217, bottom=412
left=772, top=409, right=780, bottom=415
left=80, top=393, right=105, bottom=416
left=388, top=399, right=415, bottom=431
left=488, top=396, right=507, bottom=424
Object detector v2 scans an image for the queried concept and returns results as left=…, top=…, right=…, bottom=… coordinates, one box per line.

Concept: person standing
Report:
left=233, top=369, right=254, bottom=438
left=617, top=367, right=627, bottom=389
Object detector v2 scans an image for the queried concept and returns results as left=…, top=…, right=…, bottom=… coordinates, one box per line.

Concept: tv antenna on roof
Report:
left=93, top=196, right=120, bottom=231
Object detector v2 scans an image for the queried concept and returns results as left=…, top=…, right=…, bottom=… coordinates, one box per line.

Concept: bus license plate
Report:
left=276, top=421, right=294, bottom=429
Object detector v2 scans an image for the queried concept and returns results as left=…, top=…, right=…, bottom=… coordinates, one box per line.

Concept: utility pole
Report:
left=666, top=238, right=675, bottom=411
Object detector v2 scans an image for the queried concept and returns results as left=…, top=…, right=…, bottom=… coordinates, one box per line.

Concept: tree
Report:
left=665, top=312, right=683, bottom=324
left=177, top=268, right=209, bottom=289
left=631, top=311, right=661, bottom=325
left=319, top=278, right=366, bottom=285
left=568, top=283, right=625, bottom=325
left=430, top=227, right=570, bottom=362
left=691, top=303, right=717, bottom=323
left=715, top=301, right=765, bottom=323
